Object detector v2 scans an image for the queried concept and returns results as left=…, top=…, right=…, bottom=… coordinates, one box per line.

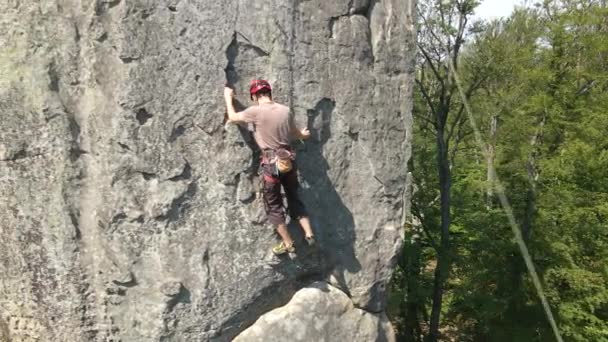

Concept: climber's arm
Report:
left=290, top=120, right=311, bottom=140
left=224, top=87, right=245, bottom=123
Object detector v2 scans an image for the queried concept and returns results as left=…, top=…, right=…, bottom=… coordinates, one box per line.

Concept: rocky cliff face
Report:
left=0, top=0, right=414, bottom=341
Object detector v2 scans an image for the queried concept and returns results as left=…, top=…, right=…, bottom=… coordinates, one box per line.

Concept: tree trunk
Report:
left=402, top=235, right=423, bottom=342
left=521, top=112, right=545, bottom=240
left=509, top=112, right=546, bottom=310
left=401, top=173, right=423, bottom=342
left=486, top=115, right=498, bottom=209
left=428, top=126, right=452, bottom=342
left=523, top=111, right=545, bottom=242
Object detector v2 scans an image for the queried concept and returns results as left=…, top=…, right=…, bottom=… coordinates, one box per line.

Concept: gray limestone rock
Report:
left=233, top=281, right=396, bottom=342
left=0, top=0, right=415, bottom=341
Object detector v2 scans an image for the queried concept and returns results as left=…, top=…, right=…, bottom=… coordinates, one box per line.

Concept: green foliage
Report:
left=390, top=1, right=608, bottom=341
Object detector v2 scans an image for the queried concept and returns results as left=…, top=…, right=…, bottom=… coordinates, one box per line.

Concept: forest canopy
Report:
left=389, top=1, right=608, bottom=341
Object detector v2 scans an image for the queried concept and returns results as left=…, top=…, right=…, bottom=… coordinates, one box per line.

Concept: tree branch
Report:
left=414, top=111, right=437, bottom=130
left=418, top=6, right=446, bottom=50
left=418, top=43, right=443, bottom=82
left=415, top=77, right=439, bottom=117
left=411, top=202, right=440, bottom=252
left=449, top=122, right=473, bottom=168
left=446, top=103, right=466, bottom=142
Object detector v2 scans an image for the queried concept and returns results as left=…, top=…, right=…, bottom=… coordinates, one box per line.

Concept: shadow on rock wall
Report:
left=231, top=98, right=261, bottom=174
left=296, top=98, right=362, bottom=297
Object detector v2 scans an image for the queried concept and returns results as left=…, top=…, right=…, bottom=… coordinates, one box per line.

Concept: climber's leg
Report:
left=282, top=165, right=314, bottom=244
left=273, top=223, right=295, bottom=255
left=262, top=167, right=295, bottom=254
left=275, top=223, right=293, bottom=245
left=298, top=217, right=315, bottom=246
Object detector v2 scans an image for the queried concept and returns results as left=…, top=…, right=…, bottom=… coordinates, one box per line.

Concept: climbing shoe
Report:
left=305, top=235, right=316, bottom=246
left=272, top=242, right=295, bottom=255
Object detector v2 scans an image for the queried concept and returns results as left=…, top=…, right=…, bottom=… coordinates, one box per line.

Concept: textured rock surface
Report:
left=0, top=0, right=414, bottom=341
left=233, top=282, right=395, bottom=342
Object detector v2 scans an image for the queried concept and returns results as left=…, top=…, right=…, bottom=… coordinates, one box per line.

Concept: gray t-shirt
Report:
left=238, top=102, right=295, bottom=150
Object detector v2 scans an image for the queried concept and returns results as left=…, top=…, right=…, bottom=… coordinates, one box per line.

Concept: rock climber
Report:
left=223, top=79, right=316, bottom=255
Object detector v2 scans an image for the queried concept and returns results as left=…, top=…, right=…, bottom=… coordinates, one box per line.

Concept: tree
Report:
left=412, top=1, right=483, bottom=340
left=445, top=1, right=608, bottom=340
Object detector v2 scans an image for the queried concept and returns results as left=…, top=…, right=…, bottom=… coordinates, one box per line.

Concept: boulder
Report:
left=234, top=282, right=396, bottom=342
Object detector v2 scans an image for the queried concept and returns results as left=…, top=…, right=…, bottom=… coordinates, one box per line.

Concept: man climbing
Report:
left=223, top=79, right=315, bottom=255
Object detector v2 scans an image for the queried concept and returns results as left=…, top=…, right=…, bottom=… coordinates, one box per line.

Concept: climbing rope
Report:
left=288, top=0, right=298, bottom=116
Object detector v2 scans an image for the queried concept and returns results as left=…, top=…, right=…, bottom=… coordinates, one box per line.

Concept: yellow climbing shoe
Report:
left=272, top=242, right=295, bottom=255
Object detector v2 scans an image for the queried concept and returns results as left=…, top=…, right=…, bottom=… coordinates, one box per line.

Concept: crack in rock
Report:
left=328, top=0, right=373, bottom=38
left=136, top=107, right=153, bottom=125
left=167, top=162, right=192, bottom=182
left=154, top=180, right=198, bottom=223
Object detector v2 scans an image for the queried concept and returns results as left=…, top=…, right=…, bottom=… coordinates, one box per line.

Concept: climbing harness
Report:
left=261, top=147, right=295, bottom=181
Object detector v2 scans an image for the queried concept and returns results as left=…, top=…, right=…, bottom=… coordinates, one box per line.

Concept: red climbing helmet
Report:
left=249, top=79, right=272, bottom=100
